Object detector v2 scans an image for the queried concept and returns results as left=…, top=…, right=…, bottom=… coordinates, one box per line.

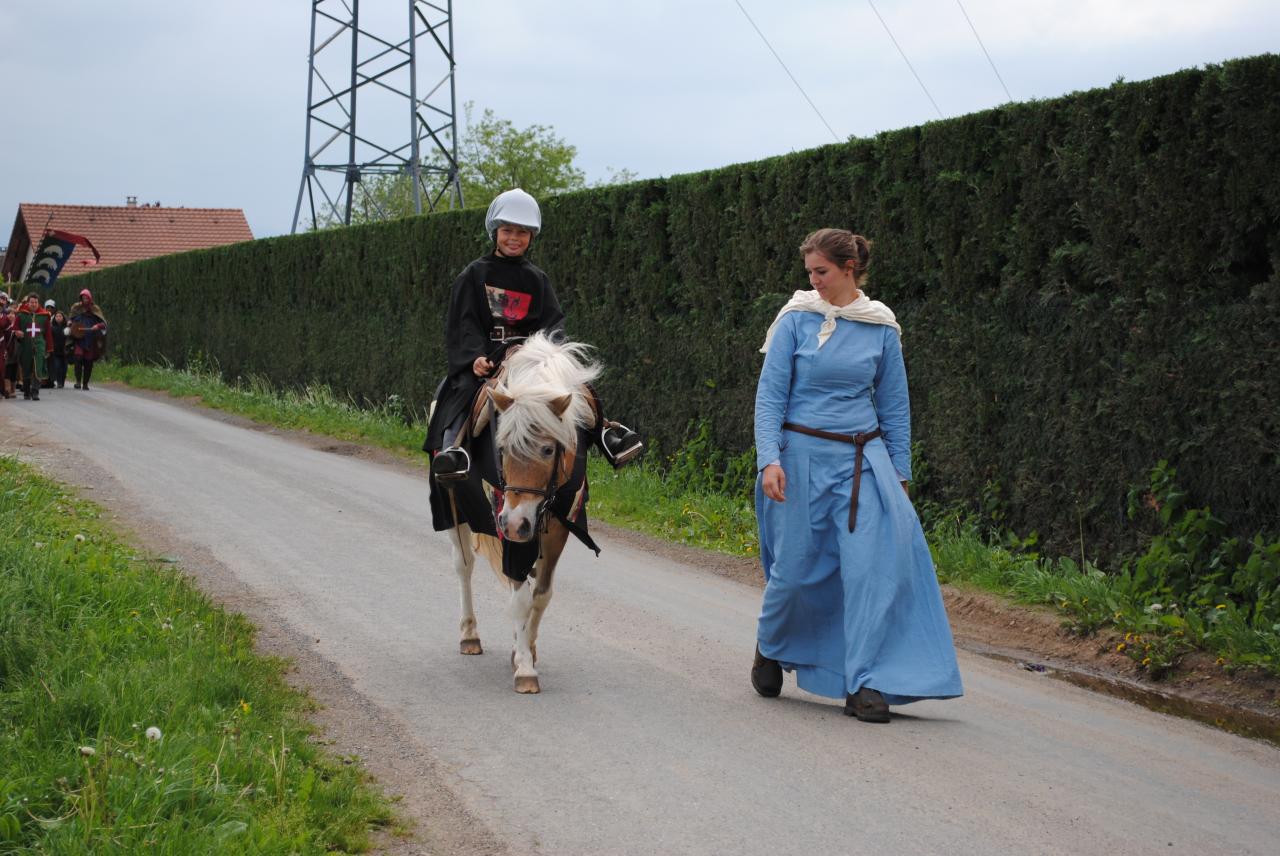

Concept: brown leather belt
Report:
left=782, top=422, right=882, bottom=532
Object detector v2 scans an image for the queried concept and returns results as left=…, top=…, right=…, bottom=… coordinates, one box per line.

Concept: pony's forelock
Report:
left=494, top=332, right=601, bottom=460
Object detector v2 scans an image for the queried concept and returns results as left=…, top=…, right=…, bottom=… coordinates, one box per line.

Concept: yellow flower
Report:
left=239, top=700, right=251, bottom=714
left=1215, top=657, right=1226, bottom=665
left=1116, top=643, right=1126, bottom=652
left=1215, top=604, right=1227, bottom=610
left=1141, top=657, right=1151, bottom=666
left=1124, top=632, right=1133, bottom=642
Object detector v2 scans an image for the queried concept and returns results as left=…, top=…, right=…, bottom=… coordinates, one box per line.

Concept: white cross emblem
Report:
left=27, top=321, right=40, bottom=338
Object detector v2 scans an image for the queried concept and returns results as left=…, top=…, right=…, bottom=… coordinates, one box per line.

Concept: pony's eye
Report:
left=541, top=445, right=555, bottom=458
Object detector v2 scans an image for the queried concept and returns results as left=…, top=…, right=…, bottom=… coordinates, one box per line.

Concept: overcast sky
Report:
left=1, top=1, right=1276, bottom=240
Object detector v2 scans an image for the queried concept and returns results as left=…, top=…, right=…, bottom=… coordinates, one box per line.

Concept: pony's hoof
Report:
left=514, top=675, right=541, bottom=694
left=460, top=639, right=483, bottom=655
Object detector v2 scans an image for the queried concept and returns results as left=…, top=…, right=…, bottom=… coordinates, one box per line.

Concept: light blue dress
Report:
left=755, top=310, right=963, bottom=704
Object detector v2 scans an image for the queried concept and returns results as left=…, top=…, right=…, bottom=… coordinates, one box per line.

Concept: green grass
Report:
left=93, top=360, right=1280, bottom=680
left=0, top=457, right=396, bottom=853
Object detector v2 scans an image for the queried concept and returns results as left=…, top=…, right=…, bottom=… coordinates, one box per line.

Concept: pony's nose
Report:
left=515, top=518, right=532, bottom=541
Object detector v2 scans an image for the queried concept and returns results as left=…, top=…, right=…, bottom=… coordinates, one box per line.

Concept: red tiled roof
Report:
left=2, top=202, right=254, bottom=280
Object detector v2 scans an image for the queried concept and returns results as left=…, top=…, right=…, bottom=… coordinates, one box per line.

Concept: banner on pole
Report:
left=25, top=229, right=101, bottom=289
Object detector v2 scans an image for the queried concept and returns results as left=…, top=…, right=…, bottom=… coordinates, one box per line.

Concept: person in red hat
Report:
left=69, top=288, right=107, bottom=390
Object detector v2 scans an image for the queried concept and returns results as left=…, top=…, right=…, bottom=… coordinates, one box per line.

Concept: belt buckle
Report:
left=490, top=325, right=506, bottom=342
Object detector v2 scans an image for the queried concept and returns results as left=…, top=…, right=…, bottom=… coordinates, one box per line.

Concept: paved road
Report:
left=4, top=387, right=1279, bottom=855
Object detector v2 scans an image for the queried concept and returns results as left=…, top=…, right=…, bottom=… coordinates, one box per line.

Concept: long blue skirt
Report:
left=755, top=432, right=963, bottom=704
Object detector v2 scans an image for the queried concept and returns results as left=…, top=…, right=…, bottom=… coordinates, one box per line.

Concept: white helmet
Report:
left=44, top=299, right=56, bottom=309
left=485, top=188, right=541, bottom=241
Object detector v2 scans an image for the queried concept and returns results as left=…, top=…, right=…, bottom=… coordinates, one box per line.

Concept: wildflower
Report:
left=1116, top=643, right=1126, bottom=652
left=79, top=746, right=96, bottom=757
left=74, top=534, right=86, bottom=543
left=1215, top=604, right=1227, bottom=610
left=1142, top=657, right=1151, bottom=666
left=161, top=621, right=173, bottom=631
left=1148, top=603, right=1163, bottom=612
left=35, top=542, right=45, bottom=549
left=145, top=727, right=162, bottom=742
left=1124, top=632, right=1133, bottom=642
left=239, top=700, right=251, bottom=714
left=1215, top=657, right=1226, bottom=665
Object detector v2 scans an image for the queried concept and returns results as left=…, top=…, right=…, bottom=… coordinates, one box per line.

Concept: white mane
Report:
left=494, top=332, right=602, bottom=460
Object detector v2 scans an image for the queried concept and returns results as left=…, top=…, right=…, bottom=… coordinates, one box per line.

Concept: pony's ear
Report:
left=548, top=393, right=572, bottom=417
left=491, top=389, right=514, bottom=412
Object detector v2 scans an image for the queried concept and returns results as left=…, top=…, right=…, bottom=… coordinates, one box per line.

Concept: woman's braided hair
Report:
left=799, top=228, right=873, bottom=287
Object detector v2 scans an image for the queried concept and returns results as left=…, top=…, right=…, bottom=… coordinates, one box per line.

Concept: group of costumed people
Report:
left=426, top=189, right=962, bottom=722
left=0, top=287, right=107, bottom=400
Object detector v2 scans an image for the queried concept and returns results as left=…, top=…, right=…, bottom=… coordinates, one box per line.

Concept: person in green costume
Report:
left=14, top=293, right=53, bottom=400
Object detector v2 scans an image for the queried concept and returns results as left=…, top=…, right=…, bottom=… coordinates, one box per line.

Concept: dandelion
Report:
left=35, top=542, right=46, bottom=549
left=79, top=746, right=96, bottom=757
left=74, top=534, right=86, bottom=543
left=1124, top=632, right=1133, bottom=642
left=145, top=727, right=162, bottom=742
left=1149, top=603, right=1164, bottom=612
left=239, top=700, right=251, bottom=714
left=1215, top=657, right=1226, bottom=665
left=1142, top=657, right=1152, bottom=666
left=1215, top=604, right=1227, bottom=610
left=161, top=621, right=173, bottom=631
left=1116, top=643, right=1127, bottom=652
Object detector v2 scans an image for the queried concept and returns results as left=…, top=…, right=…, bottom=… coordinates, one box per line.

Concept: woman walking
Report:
left=69, top=288, right=107, bottom=390
left=751, top=228, right=962, bottom=722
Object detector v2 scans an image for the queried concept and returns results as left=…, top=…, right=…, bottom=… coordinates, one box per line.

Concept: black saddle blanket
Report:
left=428, top=424, right=599, bottom=582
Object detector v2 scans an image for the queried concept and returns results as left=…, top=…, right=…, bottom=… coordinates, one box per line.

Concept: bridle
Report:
left=490, top=409, right=567, bottom=537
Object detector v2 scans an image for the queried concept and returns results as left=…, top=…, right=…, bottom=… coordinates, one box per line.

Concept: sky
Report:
left=1, top=1, right=1277, bottom=240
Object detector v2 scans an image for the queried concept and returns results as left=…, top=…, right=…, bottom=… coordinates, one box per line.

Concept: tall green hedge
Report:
left=61, top=55, right=1280, bottom=560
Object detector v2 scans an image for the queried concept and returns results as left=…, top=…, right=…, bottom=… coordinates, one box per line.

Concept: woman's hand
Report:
left=901, top=481, right=910, bottom=498
left=762, top=463, right=787, bottom=502
left=472, top=356, right=494, bottom=377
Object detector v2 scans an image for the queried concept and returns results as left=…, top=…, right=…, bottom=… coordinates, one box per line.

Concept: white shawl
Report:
left=759, top=289, right=901, bottom=353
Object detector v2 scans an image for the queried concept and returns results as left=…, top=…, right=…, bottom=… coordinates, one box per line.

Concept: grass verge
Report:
left=93, top=360, right=1279, bottom=679
left=0, top=456, right=396, bottom=852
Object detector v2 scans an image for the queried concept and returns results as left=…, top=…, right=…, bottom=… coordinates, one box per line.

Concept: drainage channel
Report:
left=964, top=642, right=1280, bottom=747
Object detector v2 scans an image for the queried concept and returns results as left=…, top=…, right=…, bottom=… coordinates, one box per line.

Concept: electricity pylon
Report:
left=292, top=0, right=462, bottom=232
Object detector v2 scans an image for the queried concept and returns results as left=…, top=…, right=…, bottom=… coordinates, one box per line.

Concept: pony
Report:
left=444, top=332, right=602, bottom=693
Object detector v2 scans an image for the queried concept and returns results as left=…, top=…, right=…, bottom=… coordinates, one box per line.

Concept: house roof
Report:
left=2, top=202, right=254, bottom=280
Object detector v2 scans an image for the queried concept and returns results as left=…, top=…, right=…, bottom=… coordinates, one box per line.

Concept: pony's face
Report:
left=492, top=389, right=573, bottom=542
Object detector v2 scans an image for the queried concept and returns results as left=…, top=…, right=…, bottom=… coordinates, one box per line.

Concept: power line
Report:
left=864, top=0, right=944, bottom=119
left=732, top=0, right=842, bottom=143
left=955, top=0, right=1013, bottom=101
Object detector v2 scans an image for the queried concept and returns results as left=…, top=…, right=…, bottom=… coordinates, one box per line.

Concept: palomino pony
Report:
left=445, top=332, right=602, bottom=693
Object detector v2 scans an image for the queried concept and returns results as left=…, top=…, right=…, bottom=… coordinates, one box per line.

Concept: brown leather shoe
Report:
left=845, top=687, right=890, bottom=722
left=751, top=645, right=783, bottom=698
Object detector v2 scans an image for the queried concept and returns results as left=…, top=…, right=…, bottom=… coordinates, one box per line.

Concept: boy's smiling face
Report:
left=496, top=224, right=533, bottom=257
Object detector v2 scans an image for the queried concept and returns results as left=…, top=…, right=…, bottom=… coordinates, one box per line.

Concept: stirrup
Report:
left=602, top=424, right=644, bottom=469
left=431, top=446, right=471, bottom=483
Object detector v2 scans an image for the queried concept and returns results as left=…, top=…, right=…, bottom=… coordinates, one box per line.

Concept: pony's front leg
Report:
left=525, top=530, right=565, bottom=669
left=452, top=523, right=483, bottom=655
left=508, top=580, right=540, bottom=693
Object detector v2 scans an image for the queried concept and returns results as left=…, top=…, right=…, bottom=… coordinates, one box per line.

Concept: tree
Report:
left=338, top=103, right=631, bottom=226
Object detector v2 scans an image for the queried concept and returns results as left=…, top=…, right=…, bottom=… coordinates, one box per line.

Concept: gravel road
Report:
left=3, top=386, right=1278, bottom=855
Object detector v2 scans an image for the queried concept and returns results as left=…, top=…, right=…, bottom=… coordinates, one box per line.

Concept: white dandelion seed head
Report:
left=79, top=746, right=96, bottom=757
left=145, top=726, right=162, bottom=742
left=161, top=622, right=173, bottom=631
left=74, top=534, right=86, bottom=542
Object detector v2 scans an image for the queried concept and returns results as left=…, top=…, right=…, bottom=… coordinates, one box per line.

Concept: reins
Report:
left=489, top=402, right=567, bottom=537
